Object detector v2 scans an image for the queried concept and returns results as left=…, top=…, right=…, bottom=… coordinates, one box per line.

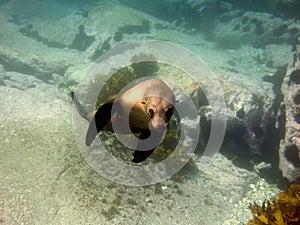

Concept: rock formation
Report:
left=279, top=36, right=300, bottom=181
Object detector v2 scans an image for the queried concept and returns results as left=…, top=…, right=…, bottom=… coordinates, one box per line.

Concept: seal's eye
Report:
left=148, top=109, right=154, bottom=118
left=166, top=108, right=174, bottom=119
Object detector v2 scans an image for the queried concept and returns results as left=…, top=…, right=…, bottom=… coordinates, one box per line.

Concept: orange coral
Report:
left=247, top=182, right=300, bottom=225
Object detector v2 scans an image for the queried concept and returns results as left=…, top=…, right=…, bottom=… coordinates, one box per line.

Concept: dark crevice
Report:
left=290, top=69, right=300, bottom=84
left=69, top=25, right=95, bottom=51
left=113, top=20, right=150, bottom=42
left=19, top=27, right=68, bottom=49
left=285, top=145, right=300, bottom=167
left=19, top=27, right=44, bottom=42
left=0, top=54, right=37, bottom=76
left=255, top=21, right=264, bottom=35
left=221, top=66, right=287, bottom=183
left=208, top=67, right=288, bottom=182
left=258, top=66, right=287, bottom=181
left=119, top=0, right=178, bottom=22
left=262, top=66, right=287, bottom=143
left=19, top=24, right=95, bottom=51
left=225, top=0, right=270, bottom=14
left=236, top=108, right=245, bottom=119
left=0, top=52, right=68, bottom=82
left=75, top=10, right=89, bottom=18
left=294, top=92, right=300, bottom=104
left=91, top=38, right=111, bottom=61
left=295, top=113, right=300, bottom=123
left=225, top=0, right=300, bottom=19
left=154, top=23, right=168, bottom=30
left=272, top=24, right=288, bottom=37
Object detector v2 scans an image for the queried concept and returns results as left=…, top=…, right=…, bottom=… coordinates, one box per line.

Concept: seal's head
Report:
left=142, top=96, right=174, bottom=131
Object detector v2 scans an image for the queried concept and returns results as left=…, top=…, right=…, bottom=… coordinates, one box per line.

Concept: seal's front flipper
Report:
left=132, top=149, right=155, bottom=163
left=132, top=130, right=163, bottom=163
left=71, top=91, right=89, bottom=120
left=86, top=102, right=114, bottom=146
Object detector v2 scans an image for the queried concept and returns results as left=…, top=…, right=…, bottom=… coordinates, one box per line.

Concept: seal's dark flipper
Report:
left=132, top=149, right=155, bottom=163
left=70, top=91, right=75, bottom=100
left=132, top=130, right=161, bottom=163
left=71, top=91, right=89, bottom=120
left=86, top=102, right=114, bottom=146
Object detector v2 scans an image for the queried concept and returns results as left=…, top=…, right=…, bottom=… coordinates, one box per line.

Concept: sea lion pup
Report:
left=71, top=78, right=175, bottom=163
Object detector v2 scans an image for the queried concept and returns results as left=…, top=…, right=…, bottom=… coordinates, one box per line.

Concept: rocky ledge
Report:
left=279, top=37, right=300, bottom=181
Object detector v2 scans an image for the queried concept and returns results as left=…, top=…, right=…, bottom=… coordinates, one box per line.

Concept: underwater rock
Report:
left=125, top=0, right=230, bottom=37
left=191, top=67, right=276, bottom=156
left=192, top=153, right=259, bottom=202
left=84, top=2, right=169, bottom=60
left=127, top=1, right=300, bottom=49
left=0, top=6, right=88, bottom=81
left=264, top=44, right=292, bottom=68
left=119, top=0, right=182, bottom=22
left=0, top=0, right=85, bottom=47
left=183, top=0, right=300, bottom=19
left=214, top=10, right=300, bottom=49
left=224, top=0, right=300, bottom=18
left=279, top=38, right=300, bottom=182
left=0, top=71, right=42, bottom=90
left=0, top=1, right=171, bottom=87
left=1, top=0, right=97, bottom=51
left=267, top=0, right=300, bottom=19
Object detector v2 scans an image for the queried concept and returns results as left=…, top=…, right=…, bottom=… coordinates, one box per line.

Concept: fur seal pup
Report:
left=71, top=78, right=175, bottom=163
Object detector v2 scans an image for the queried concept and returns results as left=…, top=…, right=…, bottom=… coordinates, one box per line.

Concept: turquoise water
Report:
left=1, top=0, right=298, bottom=224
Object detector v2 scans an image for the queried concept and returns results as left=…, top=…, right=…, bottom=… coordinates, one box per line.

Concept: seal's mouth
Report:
left=149, top=117, right=168, bottom=131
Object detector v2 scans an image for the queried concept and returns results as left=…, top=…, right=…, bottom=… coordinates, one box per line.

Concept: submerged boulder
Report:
left=186, top=0, right=300, bottom=19
left=0, top=3, right=87, bottom=81
left=279, top=37, right=300, bottom=182
left=214, top=10, right=300, bottom=49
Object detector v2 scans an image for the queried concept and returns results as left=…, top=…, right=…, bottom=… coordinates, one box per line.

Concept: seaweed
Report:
left=247, top=182, right=300, bottom=225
